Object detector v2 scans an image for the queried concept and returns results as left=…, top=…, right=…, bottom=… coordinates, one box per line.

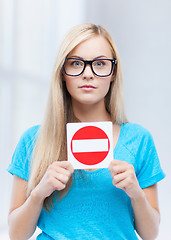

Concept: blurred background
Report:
left=0, top=0, right=170, bottom=239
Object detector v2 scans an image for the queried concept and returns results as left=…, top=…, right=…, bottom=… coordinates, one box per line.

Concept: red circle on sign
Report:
left=71, top=126, right=110, bottom=165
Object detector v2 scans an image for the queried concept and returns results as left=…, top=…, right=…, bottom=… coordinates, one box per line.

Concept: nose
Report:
left=82, top=64, right=94, bottom=79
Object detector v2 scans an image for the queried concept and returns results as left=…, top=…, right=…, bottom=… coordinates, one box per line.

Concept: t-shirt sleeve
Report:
left=136, top=130, right=165, bottom=189
left=7, top=127, right=38, bottom=181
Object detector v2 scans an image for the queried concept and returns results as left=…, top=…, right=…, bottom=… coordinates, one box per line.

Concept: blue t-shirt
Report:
left=7, top=123, right=165, bottom=240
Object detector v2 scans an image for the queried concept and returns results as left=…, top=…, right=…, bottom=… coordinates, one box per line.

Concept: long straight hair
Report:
left=27, top=23, right=127, bottom=211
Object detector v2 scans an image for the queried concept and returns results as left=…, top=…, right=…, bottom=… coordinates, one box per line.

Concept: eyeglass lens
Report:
left=64, top=58, right=114, bottom=77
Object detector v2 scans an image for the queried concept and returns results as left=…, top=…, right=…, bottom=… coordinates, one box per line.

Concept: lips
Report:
left=80, top=85, right=96, bottom=89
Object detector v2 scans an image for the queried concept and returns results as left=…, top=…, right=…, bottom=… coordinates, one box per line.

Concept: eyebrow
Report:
left=69, top=55, right=108, bottom=60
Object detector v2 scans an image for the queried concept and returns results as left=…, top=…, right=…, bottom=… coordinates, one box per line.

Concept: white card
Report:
left=66, top=121, right=113, bottom=169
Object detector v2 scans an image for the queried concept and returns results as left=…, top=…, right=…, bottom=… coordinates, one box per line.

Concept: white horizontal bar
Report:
left=72, top=139, right=108, bottom=153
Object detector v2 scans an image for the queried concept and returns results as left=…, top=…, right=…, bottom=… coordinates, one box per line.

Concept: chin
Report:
left=79, top=99, right=104, bottom=106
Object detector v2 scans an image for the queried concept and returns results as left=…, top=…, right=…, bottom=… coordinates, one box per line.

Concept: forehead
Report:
left=69, top=36, right=113, bottom=59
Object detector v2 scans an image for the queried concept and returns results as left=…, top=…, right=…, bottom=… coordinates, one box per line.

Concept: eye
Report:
left=70, top=60, right=83, bottom=67
left=94, top=60, right=106, bottom=67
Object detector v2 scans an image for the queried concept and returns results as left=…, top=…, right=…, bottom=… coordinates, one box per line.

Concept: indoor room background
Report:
left=0, top=0, right=170, bottom=239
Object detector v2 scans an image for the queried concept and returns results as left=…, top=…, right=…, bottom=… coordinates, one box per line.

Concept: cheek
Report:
left=64, top=77, right=74, bottom=92
left=101, top=78, right=112, bottom=93
left=65, top=82, right=73, bottom=95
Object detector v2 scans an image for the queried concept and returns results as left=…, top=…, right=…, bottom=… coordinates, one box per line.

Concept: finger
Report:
left=49, top=163, right=73, bottom=180
left=53, top=165, right=72, bottom=178
left=112, top=171, right=128, bottom=185
left=54, top=172, right=70, bottom=185
left=113, top=177, right=128, bottom=190
left=49, top=165, right=72, bottom=184
left=47, top=165, right=71, bottom=184
left=110, top=164, right=128, bottom=178
left=54, top=161, right=74, bottom=173
left=109, top=160, right=127, bottom=171
left=53, top=178, right=66, bottom=191
left=110, top=159, right=126, bottom=166
left=113, top=170, right=137, bottom=190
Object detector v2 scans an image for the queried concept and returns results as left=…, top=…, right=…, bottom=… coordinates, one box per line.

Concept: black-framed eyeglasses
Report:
left=63, top=58, right=117, bottom=77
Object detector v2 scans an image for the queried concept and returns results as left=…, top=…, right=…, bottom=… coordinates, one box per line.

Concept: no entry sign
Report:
left=67, top=122, right=113, bottom=169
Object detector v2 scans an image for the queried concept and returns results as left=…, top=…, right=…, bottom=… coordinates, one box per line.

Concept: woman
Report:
left=7, top=23, right=165, bottom=240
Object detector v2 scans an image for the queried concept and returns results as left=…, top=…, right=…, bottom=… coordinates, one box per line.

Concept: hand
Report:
left=109, top=160, right=143, bottom=200
left=33, top=161, right=74, bottom=201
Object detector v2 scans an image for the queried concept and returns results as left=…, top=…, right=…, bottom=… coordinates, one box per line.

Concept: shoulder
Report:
left=20, top=125, right=40, bottom=146
left=121, top=122, right=153, bottom=144
left=120, top=122, right=154, bottom=156
left=21, top=125, right=40, bottom=139
left=13, top=125, right=41, bottom=155
left=121, top=122, right=151, bottom=137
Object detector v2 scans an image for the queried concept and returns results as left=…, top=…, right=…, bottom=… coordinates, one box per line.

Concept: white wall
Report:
left=0, top=0, right=170, bottom=239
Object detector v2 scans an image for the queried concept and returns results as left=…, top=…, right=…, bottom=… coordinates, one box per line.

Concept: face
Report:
left=63, top=36, right=114, bottom=108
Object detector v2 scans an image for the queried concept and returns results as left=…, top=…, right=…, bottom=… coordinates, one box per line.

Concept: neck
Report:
left=72, top=100, right=112, bottom=122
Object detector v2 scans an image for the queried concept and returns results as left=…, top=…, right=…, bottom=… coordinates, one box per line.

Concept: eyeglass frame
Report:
left=63, top=57, right=117, bottom=77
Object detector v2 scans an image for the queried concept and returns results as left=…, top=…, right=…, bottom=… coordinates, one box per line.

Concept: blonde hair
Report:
left=27, top=23, right=127, bottom=210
